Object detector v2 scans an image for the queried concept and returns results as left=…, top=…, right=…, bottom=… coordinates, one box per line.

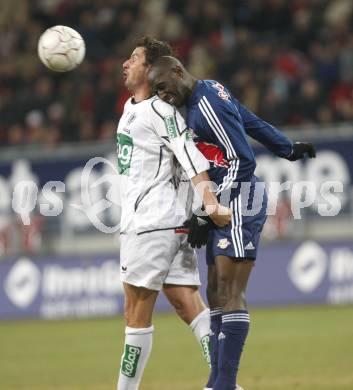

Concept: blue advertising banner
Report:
left=1, top=240, right=352, bottom=320
left=0, top=255, right=124, bottom=320
left=248, top=240, right=353, bottom=306
left=254, top=138, right=353, bottom=216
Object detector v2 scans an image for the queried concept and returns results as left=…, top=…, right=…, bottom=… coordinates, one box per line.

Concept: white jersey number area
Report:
left=116, top=96, right=209, bottom=234
left=117, top=133, right=134, bottom=175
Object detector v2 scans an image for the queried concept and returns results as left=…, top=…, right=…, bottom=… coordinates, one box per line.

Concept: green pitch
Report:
left=1, top=305, right=353, bottom=390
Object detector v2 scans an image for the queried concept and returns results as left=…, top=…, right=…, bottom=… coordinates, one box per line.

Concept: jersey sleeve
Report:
left=197, top=97, right=241, bottom=161
left=238, top=103, right=293, bottom=158
left=150, top=99, right=210, bottom=179
left=197, top=96, right=252, bottom=194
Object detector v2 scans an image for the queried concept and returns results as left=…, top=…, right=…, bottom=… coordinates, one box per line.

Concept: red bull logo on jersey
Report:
left=212, top=82, right=230, bottom=101
left=196, top=142, right=230, bottom=168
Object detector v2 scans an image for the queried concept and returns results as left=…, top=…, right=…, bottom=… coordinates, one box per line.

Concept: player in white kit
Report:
left=116, top=37, right=231, bottom=389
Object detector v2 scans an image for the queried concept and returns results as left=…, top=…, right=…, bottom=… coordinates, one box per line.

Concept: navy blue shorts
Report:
left=206, top=177, right=268, bottom=263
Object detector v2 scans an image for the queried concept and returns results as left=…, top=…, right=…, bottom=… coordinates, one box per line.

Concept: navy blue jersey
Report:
left=186, top=80, right=293, bottom=194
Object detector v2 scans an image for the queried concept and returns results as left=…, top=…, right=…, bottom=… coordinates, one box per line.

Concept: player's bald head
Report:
left=154, top=55, right=183, bottom=70
left=148, top=56, right=195, bottom=107
left=148, top=56, right=186, bottom=81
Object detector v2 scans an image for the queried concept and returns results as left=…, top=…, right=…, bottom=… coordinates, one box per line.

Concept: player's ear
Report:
left=174, top=65, right=184, bottom=79
left=145, top=63, right=152, bottom=74
left=147, top=68, right=154, bottom=84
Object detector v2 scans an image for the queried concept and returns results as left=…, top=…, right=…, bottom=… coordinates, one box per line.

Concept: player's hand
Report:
left=207, top=204, right=232, bottom=227
left=184, top=213, right=214, bottom=249
left=287, top=142, right=316, bottom=161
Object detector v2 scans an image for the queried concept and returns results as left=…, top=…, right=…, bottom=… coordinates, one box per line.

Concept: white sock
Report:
left=117, top=325, right=154, bottom=390
left=189, top=308, right=211, bottom=366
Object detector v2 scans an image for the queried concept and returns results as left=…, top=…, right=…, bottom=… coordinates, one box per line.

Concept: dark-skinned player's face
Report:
left=149, top=69, right=187, bottom=107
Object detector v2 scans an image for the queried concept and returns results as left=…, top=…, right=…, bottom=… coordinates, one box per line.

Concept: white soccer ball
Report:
left=37, top=25, right=85, bottom=72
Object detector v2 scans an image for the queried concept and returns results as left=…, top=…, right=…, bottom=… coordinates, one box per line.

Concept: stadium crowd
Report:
left=1, top=0, right=353, bottom=147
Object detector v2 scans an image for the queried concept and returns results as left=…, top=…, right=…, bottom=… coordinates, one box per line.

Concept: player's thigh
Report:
left=241, top=177, right=268, bottom=259
left=164, top=233, right=201, bottom=287
left=120, top=230, right=178, bottom=291
left=163, top=233, right=204, bottom=322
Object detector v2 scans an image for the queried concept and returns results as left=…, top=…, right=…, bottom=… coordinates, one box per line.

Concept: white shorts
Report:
left=120, top=229, right=201, bottom=291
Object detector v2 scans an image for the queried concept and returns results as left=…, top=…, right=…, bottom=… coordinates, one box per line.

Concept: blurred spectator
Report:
left=293, top=78, right=324, bottom=125
left=7, top=125, right=24, bottom=146
left=1, top=0, right=353, bottom=148
left=99, top=120, right=117, bottom=140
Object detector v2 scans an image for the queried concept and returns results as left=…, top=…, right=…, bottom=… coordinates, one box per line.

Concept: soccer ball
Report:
left=37, top=25, right=85, bottom=72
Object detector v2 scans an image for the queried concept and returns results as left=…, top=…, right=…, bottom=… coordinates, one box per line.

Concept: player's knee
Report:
left=123, top=302, right=133, bottom=324
left=216, top=277, right=231, bottom=306
left=234, top=290, right=246, bottom=307
left=222, top=290, right=247, bottom=311
left=206, top=282, right=218, bottom=305
left=217, top=276, right=247, bottom=307
left=217, top=271, right=232, bottom=291
left=206, top=272, right=217, bottom=294
left=206, top=283, right=216, bottom=299
left=124, top=310, right=152, bottom=328
left=124, top=309, right=131, bottom=324
left=123, top=300, right=151, bottom=327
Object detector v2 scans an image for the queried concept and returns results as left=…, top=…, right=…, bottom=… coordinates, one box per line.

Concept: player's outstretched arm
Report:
left=238, top=103, right=316, bottom=161
left=238, top=102, right=294, bottom=157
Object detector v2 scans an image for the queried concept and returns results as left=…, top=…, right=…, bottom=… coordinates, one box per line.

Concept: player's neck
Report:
left=132, top=84, right=151, bottom=103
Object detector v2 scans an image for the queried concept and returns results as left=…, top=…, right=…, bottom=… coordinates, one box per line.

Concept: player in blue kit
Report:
left=148, top=56, right=316, bottom=390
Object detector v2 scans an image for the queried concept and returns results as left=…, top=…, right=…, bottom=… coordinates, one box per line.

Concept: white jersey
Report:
left=117, top=96, right=209, bottom=234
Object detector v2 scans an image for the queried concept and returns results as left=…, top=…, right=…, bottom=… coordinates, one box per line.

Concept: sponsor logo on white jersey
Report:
left=126, top=113, right=136, bottom=126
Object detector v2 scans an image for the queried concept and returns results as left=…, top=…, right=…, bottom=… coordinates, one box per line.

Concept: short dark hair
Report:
left=135, top=36, right=173, bottom=65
